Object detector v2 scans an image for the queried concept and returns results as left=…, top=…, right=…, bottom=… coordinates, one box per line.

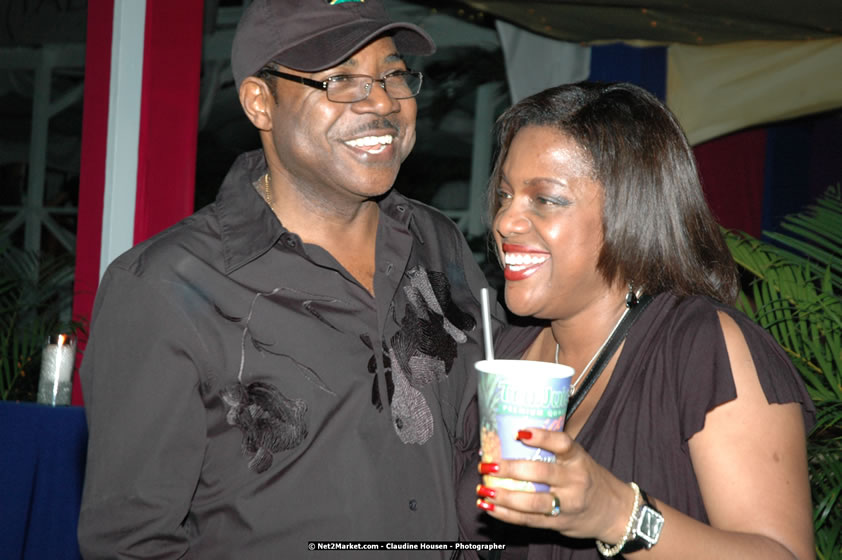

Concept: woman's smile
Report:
left=501, top=243, right=550, bottom=281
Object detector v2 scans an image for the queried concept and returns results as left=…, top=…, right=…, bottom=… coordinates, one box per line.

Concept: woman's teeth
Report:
left=504, top=252, right=549, bottom=271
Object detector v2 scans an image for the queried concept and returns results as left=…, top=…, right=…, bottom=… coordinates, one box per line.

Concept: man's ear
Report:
left=239, top=76, right=274, bottom=131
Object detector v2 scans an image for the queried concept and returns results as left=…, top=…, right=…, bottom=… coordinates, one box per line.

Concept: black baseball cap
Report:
left=231, top=0, right=436, bottom=89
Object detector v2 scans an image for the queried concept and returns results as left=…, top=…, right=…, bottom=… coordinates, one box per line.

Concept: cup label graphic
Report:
left=476, top=360, right=572, bottom=493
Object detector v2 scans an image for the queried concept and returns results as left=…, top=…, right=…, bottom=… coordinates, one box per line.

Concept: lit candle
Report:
left=37, top=334, right=76, bottom=406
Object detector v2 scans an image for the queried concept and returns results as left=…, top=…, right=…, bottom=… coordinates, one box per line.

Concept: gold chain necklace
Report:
left=261, top=173, right=274, bottom=209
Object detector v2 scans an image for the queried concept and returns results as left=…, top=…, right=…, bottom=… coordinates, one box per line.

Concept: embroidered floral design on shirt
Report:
left=217, top=288, right=313, bottom=473
left=364, top=266, right=476, bottom=444
left=220, top=381, right=307, bottom=473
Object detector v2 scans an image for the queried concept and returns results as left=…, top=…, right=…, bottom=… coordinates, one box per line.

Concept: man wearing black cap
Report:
left=78, top=1, right=524, bottom=557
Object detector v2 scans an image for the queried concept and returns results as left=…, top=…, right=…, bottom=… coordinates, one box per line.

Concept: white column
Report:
left=100, top=0, right=147, bottom=277
left=496, top=20, right=591, bottom=104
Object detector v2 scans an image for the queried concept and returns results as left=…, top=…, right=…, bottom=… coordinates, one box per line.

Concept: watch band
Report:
left=621, top=488, right=664, bottom=553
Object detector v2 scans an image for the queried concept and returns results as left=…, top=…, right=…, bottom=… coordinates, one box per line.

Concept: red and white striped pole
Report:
left=72, top=0, right=203, bottom=405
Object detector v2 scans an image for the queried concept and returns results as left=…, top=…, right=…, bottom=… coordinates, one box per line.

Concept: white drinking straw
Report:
left=480, top=288, right=495, bottom=360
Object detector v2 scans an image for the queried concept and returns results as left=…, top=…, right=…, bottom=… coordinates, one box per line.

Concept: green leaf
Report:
left=725, top=184, right=842, bottom=559
left=0, top=230, right=81, bottom=401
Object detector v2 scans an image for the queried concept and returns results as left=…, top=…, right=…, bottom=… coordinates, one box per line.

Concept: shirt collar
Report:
left=215, top=150, right=283, bottom=274
left=215, top=149, right=419, bottom=274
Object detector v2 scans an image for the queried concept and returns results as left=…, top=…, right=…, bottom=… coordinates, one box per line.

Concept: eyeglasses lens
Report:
left=326, top=73, right=422, bottom=103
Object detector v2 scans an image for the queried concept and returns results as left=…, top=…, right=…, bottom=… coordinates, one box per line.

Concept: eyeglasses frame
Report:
left=260, top=68, right=423, bottom=103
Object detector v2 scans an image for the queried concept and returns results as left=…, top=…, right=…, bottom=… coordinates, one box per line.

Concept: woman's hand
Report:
left=476, top=428, right=637, bottom=545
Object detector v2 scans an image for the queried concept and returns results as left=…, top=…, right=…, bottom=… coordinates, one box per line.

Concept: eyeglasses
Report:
left=262, top=68, right=423, bottom=103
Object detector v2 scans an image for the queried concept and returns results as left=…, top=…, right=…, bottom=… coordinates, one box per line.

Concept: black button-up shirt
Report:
left=78, top=150, right=517, bottom=558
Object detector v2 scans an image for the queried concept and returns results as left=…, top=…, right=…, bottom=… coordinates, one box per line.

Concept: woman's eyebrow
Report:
left=525, top=176, right=569, bottom=189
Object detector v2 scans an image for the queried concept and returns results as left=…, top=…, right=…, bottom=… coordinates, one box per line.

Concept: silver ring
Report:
left=546, top=494, right=561, bottom=517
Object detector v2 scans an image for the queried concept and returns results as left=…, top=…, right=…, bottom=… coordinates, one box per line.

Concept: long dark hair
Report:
left=488, top=81, right=739, bottom=304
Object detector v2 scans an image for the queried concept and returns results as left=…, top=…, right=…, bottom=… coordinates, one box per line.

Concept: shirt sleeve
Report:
left=674, top=299, right=816, bottom=444
left=451, top=228, right=495, bottom=432
left=722, top=307, right=816, bottom=431
left=78, top=266, right=208, bottom=559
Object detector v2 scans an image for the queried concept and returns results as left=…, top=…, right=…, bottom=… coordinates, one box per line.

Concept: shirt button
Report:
left=396, top=205, right=406, bottom=213
left=409, top=499, right=417, bottom=511
left=282, top=234, right=297, bottom=248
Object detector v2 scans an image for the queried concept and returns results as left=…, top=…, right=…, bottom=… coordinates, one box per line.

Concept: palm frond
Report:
left=724, top=183, right=842, bottom=559
left=0, top=232, right=80, bottom=401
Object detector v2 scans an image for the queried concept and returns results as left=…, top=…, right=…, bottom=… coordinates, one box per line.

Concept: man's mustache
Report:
left=346, top=118, right=401, bottom=137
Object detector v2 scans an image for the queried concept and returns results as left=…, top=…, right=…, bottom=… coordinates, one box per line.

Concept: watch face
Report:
left=636, top=506, right=664, bottom=545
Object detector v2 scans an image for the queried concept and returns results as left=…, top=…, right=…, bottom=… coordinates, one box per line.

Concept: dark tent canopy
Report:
left=449, top=0, right=842, bottom=45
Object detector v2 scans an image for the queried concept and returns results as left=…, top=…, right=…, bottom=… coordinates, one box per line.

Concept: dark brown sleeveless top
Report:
left=457, top=292, right=815, bottom=560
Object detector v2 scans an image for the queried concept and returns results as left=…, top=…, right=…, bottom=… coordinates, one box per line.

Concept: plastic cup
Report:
left=476, top=359, right=573, bottom=492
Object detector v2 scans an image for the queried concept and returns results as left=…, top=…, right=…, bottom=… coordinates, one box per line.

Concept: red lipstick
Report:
left=501, top=243, right=550, bottom=281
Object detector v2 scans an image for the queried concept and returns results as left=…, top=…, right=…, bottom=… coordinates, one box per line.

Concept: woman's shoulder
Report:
left=660, top=293, right=795, bottom=367
left=640, top=293, right=786, bottom=377
left=637, top=293, right=730, bottom=355
left=651, top=292, right=726, bottom=325
left=643, top=293, right=775, bottom=348
left=642, top=292, right=815, bottom=428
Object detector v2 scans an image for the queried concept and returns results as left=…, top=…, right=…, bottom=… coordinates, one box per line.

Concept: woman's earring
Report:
left=626, top=282, right=638, bottom=308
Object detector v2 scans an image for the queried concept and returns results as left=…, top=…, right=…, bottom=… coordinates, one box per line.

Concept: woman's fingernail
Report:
left=479, top=462, right=500, bottom=474
left=477, top=485, right=496, bottom=499
left=476, top=499, right=495, bottom=512
left=517, top=430, right=533, bottom=440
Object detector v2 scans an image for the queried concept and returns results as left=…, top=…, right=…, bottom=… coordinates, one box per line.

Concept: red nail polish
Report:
left=517, top=430, right=533, bottom=441
left=476, top=499, right=495, bottom=512
left=477, top=485, right=496, bottom=499
left=479, top=462, right=500, bottom=474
